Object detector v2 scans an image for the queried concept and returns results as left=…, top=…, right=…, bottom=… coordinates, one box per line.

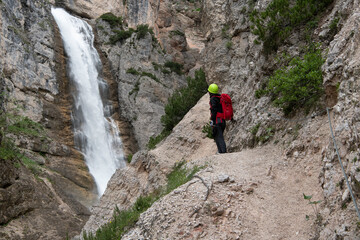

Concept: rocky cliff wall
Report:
left=0, top=0, right=98, bottom=239
left=82, top=0, right=360, bottom=239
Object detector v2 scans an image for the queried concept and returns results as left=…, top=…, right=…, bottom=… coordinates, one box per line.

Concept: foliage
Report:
left=100, top=13, right=123, bottom=28
left=126, top=68, right=139, bottom=75
left=250, top=123, right=261, bottom=136
left=109, top=28, right=135, bottom=44
left=136, top=24, right=153, bottom=40
left=0, top=97, right=45, bottom=178
left=164, top=61, right=183, bottom=75
left=83, top=161, right=201, bottom=240
left=161, top=69, right=207, bottom=132
left=127, top=154, right=133, bottom=163
left=129, top=81, right=140, bottom=96
left=0, top=107, right=45, bottom=161
left=147, top=130, right=170, bottom=150
left=146, top=69, right=207, bottom=150
left=165, top=161, right=201, bottom=194
left=259, top=45, right=325, bottom=115
left=258, top=127, right=275, bottom=143
left=329, top=17, right=340, bottom=36
left=141, top=72, right=159, bottom=82
left=108, top=24, right=155, bottom=45
left=152, top=62, right=162, bottom=71
left=226, top=41, right=233, bottom=50
left=221, top=25, right=230, bottom=39
left=249, top=0, right=334, bottom=53
left=202, top=123, right=213, bottom=139
left=303, top=193, right=322, bottom=222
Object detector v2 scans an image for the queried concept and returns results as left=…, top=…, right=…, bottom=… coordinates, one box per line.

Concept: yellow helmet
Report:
left=208, top=83, right=219, bottom=94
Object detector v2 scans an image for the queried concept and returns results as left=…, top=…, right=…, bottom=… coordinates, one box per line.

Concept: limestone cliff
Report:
left=0, top=0, right=95, bottom=239
left=83, top=0, right=360, bottom=239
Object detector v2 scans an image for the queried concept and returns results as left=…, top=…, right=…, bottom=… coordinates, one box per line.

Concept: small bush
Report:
left=127, top=154, right=133, bottom=163
left=165, top=161, right=200, bottom=194
left=1, top=110, right=45, bottom=161
left=161, top=69, right=207, bottom=132
left=329, top=17, right=340, bottom=36
left=262, top=45, right=325, bottom=115
left=147, top=69, right=207, bottom=149
left=152, top=62, right=162, bottom=71
left=164, top=61, right=183, bottom=75
left=202, top=123, right=213, bottom=139
left=162, top=69, right=171, bottom=74
left=109, top=29, right=134, bottom=44
left=129, top=81, right=140, bottom=96
left=226, top=41, right=233, bottom=50
left=147, top=130, right=170, bottom=150
left=250, top=123, right=261, bottom=136
left=141, top=72, right=159, bottom=82
left=126, top=68, right=140, bottom=75
left=100, top=13, right=123, bottom=28
left=221, top=25, right=230, bottom=39
left=136, top=24, right=153, bottom=40
left=250, top=0, right=334, bottom=53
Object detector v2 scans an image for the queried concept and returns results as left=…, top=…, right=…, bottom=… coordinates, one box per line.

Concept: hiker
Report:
left=208, top=83, right=233, bottom=154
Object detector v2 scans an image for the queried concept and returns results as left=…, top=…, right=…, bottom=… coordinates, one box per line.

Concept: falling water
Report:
left=51, top=8, right=125, bottom=196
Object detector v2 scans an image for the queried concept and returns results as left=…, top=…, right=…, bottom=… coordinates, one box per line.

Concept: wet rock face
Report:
left=0, top=0, right=96, bottom=239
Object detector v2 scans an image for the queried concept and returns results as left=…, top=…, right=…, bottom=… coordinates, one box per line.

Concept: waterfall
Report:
left=51, top=8, right=125, bottom=196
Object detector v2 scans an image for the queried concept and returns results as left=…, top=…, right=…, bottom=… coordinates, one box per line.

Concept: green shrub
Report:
left=250, top=123, right=261, bottom=136
left=202, top=123, right=213, bottom=139
left=127, top=154, right=133, bottom=163
left=165, top=161, right=200, bottom=194
left=136, top=24, right=153, bottom=40
left=129, top=81, right=140, bottom=96
left=226, top=41, right=233, bottom=50
left=162, top=69, right=171, bottom=74
left=250, top=0, right=334, bottom=53
left=147, top=130, right=170, bottom=150
left=109, top=29, right=134, bottom=44
left=221, top=25, right=230, bottom=39
left=147, top=69, right=207, bottom=150
left=100, top=13, right=123, bottom=28
left=1, top=110, right=45, bottom=160
left=152, top=62, right=162, bottom=71
left=329, top=17, right=340, bottom=36
left=126, top=68, right=139, bottom=75
left=0, top=98, right=46, bottom=177
left=262, top=46, right=325, bottom=115
left=164, top=61, right=183, bottom=75
left=161, top=69, right=207, bottom=132
left=141, top=72, right=159, bottom=82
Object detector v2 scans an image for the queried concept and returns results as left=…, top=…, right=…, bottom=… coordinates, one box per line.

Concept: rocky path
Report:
left=123, top=145, right=323, bottom=240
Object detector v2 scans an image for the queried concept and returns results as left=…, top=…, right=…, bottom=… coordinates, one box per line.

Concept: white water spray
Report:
left=51, top=8, right=125, bottom=196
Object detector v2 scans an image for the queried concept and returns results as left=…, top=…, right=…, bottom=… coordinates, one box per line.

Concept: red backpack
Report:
left=216, top=94, right=233, bottom=120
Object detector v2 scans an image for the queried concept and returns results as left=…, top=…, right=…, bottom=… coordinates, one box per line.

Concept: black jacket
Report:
left=209, top=93, right=223, bottom=124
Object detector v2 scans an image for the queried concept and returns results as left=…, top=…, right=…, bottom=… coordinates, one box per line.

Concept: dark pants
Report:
left=213, top=120, right=226, bottom=153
